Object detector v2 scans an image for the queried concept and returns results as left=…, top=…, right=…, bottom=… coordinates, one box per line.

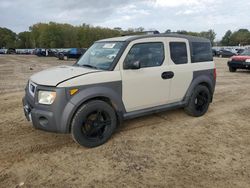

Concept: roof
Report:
left=98, top=36, right=137, bottom=42
left=97, top=34, right=211, bottom=43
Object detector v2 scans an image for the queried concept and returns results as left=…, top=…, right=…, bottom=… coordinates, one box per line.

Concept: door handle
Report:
left=161, top=71, right=174, bottom=79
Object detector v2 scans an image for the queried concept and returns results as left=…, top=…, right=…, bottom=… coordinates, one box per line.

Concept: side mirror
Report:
left=126, top=61, right=141, bottom=70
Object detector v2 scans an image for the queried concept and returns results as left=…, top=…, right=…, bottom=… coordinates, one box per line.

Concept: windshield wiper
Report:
left=81, top=64, right=99, bottom=70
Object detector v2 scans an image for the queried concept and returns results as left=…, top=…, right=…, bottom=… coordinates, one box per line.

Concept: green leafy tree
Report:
left=220, top=29, right=250, bottom=46
left=17, top=31, right=33, bottom=48
left=28, top=22, right=120, bottom=48
left=175, top=29, right=216, bottom=44
left=221, top=30, right=232, bottom=46
left=0, top=27, right=17, bottom=48
left=229, top=29, right=250, bottom=46
left=199, top=29, right=216, bottom=45
left=164, top=29, right=171, bottom=33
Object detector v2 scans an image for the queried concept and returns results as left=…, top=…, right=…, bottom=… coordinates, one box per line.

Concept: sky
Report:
left=0, top=0, right=250, bottom=40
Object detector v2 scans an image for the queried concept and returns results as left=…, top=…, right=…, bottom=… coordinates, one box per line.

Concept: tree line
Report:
left=0, top=22, right=249, bottom=49
left=220, top=29, right=250, bottom=46
left=165, top=29, right=216, bottom=45
left=0, top=22, right=120, bottom=49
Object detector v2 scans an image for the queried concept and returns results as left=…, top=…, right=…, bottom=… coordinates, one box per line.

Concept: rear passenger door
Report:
left=167, top=38, right=193, bottom=103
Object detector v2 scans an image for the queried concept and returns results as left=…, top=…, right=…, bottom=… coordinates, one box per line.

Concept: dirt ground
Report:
left=0, top=55, right=250, bottom=188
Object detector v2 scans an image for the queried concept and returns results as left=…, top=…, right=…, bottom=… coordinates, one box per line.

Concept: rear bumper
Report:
left=228, top=61, right=250, bottom=69
left=22, top=84, right=75, bottom=133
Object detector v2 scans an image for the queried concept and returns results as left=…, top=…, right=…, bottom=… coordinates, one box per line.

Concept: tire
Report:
left=58, top=53, right=64, bottom=60
left=71, top=100, right=117, bottom=148
left=229, top=67, right=236, bottom=72
left=184, top=85, right=211, bottom=117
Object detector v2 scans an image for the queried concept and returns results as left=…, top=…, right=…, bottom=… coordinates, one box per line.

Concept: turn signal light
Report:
left=70, top=89, right=78, bottom=96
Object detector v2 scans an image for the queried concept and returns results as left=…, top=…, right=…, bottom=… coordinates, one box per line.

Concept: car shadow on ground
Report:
left=235, top=70, right=250, bottom=74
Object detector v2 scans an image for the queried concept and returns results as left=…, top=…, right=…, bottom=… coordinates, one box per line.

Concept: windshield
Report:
left=76, top=42, right=124, bottom=70
left=240, top=49, right=250, bottom=56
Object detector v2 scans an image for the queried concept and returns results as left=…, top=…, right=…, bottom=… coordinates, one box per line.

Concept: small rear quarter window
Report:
left=191, top=42, right=213, bottom=63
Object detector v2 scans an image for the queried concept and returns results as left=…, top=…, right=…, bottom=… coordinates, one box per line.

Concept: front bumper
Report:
left=22, top=97, right=56, bottom=131
left=228, top=61, right=250, bottom=69
left=22, top=84, right=75, bottom=133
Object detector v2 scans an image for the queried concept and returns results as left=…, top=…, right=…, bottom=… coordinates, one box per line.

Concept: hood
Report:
left=232, top=55, right=250, bottom=61
left=30, top=65, right=101, bottom=86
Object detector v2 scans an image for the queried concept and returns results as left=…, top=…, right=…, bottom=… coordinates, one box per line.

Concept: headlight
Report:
left=38, top=91, right=56, bottom=105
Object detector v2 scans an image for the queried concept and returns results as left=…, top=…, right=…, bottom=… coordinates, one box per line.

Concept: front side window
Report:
left=170, top=42, right=188, bottom=65
left=124, top=42, right=164, bottom=69
left=76, top=42, right=124, bottom=70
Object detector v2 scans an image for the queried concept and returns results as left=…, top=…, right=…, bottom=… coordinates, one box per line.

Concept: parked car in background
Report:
left=52, top=49, right=64, bottom=58
left=0, top=49, right=7, bottom=54
left=34, top=48, right=46, bottom=56
left=228, top=49, right=250, bottom=72
left=212, top=49, right=218, bottom=56
left=7, top=48, right=16, bottom=54
left=16, top=49, right=34, bottom=55
left=236, top=48, right=244, bottom=55
left=58, top=48, right=87, bottom=60
left=57, top=49, right=70, bottom=59
left=217, top=49, right=236, bottom=58
left=34, top=48, right=57, bottom=57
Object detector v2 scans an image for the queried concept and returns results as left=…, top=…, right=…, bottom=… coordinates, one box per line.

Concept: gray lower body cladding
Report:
left=22, top=81, right=124, bottom=133
left=123, top=101, right=187, bottom=120
left=22, top=69, right=216, bottom=134
left=184, top=69, right=216, bottom=103
left=23, top=85, right=74, bottom=133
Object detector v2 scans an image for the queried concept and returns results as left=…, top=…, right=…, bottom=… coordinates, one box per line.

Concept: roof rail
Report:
left=121, top=30, right=160, bottom=36
left=145, top=30, right=160, bottom=35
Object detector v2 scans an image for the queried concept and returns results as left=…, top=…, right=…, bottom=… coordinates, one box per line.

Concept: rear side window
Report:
left=191, top=42, right=213, bottom=63
left=170, top=42, right=188, bottom=64
left=124, top=42, right=164, bottom=69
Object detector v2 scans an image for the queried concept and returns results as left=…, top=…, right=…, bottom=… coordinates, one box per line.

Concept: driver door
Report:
left=120, top=39, right=171, bottom=112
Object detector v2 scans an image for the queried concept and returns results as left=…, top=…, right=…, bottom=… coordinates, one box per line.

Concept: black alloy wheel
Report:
left=194, top=90, right=209, bottom=113
left=184, top=85, right=211, bottom=117
left=71, top=100, right=117, bottom=147
left=82, top=110, right=111, bottom=141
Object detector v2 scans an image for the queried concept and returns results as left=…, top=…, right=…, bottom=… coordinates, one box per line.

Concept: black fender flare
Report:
left=61, top=84, right=125, bottom=133
left=184, top=72, right=215, bottom=104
